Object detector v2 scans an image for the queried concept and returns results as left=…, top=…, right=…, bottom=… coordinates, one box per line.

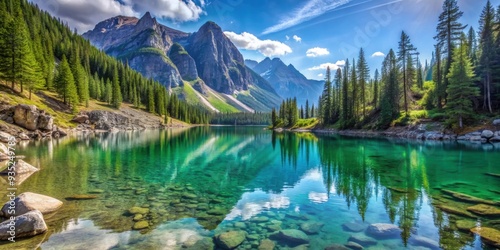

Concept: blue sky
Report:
left=34, top=0, right=496, bottom=80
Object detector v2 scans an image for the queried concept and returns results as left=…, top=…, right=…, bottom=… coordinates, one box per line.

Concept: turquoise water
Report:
left=0, top=126, right=499, bottom=249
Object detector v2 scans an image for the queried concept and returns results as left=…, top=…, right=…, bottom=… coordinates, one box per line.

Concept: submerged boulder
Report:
left=366, top=223, right=401, bottom=239
left=1, top=192, right=62, bottom=216
left=0, top=210, right=47, bottom=240
left=467, top=204, right=500, bottom=217
left=271, top=229, right=309, bottom=245
left=214, top=230, right=246, bottom=249
left=470, top=227, right=500, bottom=248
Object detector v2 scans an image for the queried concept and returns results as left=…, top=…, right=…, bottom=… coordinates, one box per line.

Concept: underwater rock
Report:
left=65, top=195, right=98, bottom=200
left=300, top=222, right=324, bottom=235
left=181, top=193, right=197, bottom=199
left=207, top=208, right=225, bottom=216
left=409, top=236, right=440, bottom=250
left=348, top=234, right=377, bottom=247
left=1, top=192, right=62, bottom=216
left=342, top=222, right=367, bottom=232
left=470, top=227, right=500, bottom=248
left=366, top=223, right=401, bottom=239
left=234, top=222, right=246, bottom=229
left=436, top=205, right=476, bottom=218
left=266, top=224, right=281, bottom=232
left=324, top=243, right=350, bottom=250
left=344, top=241, right=364, bottom=250
left=128, top=207, right=150, bottom=215
left=271, top=229, right=309, bottom=245
left=258, top=239, right=275, bottom=250
left=214, top=230, right=247, bottom=249
left=455, top=220, right=477, bottom=231
left=0, top=210, right=47, bottom=240
left=132, top=220, right=149, bottom=230
left=467, top=204, right=500, bottom=217
left=184, top=237, right=214, bottom=250
left=485, top=173, right=500, bottom=178
left=133, top=214, right=143, bottom=221
left=441, top=189, right=499, bottom=206
left=251, top=216, right=269, bottom=223
left=88, top=189, right=104, bottom=194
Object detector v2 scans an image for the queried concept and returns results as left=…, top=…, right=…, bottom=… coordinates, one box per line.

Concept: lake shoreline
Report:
left=273, top=125, right=500, bottom=144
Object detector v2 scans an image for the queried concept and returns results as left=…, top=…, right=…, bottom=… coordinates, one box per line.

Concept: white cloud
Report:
left=262, top=0, right=352, bottom=35
left=372, top=51, right=385, bottom=57
left=318, top=73, right=324, bottom=77
left=293, top=35, right=302, bottom=43
left=31, top=0, right=206, bottom=33
left=308, top=60, right=346, bottom=71
left=224, top=31, right=293, bottom=57
left=306, top=47, right=330, bottom=57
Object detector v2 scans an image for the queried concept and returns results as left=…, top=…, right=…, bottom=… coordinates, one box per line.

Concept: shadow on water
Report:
left=1, top=127, right=499, bottom=249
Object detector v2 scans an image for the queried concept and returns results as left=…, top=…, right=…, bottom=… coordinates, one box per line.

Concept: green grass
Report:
left=292, top=118, right=319, bottom=129
left=207, top=95, right=239, bottom=113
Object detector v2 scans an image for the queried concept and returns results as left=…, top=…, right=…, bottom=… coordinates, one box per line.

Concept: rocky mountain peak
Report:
left=136, top=11, right=158, bottom=31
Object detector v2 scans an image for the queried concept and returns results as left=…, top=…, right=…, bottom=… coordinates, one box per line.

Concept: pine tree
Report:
left=271, top=108, right=277, bottom=127
left=350, top=59, right=358, bottom=123
left=435, top=0, right=466, bottom=105
left=321, top=66, right=332, bottom=124
left=148, top=84, right=155, bottom=113
left=305, top=100, right=310, bottom=119
left=357, top=48, right=370, bottom=119
left=434, top=45, right=444, bottom=109
left=105, top=79, right=112, bottom=104
left=334, top=68, right=342, bottom=120
left=478, top=0, right=495, bottom=113
left=398, top=31, right=416, bottom=114
left=373, top=69, right=380, bottom=109
left=341, top=59, right=350, bottom=126
left=112, top=68, right=122, bottom=109
left=380, top=49, right=399, bottom=127
left=467, top=27, right=478, bottom=66
left=416, top=53, right=424, bottom=89
left=446, top=35, right=479, bottom=128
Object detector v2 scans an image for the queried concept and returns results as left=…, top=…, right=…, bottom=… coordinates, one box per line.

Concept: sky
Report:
left=31, top=0, right=496, bottom=80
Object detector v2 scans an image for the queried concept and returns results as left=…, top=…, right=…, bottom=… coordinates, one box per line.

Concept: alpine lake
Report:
left=1, top=126, right=499, bottom=250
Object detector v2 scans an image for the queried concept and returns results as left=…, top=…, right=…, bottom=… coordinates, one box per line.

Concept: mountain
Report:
left=83, top=13, right=281, bottom=112
left=249, top=58, right=324, bottom=106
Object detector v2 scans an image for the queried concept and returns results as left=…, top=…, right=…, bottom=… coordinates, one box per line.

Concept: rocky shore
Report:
left=310, top=120, right=500, bottom=144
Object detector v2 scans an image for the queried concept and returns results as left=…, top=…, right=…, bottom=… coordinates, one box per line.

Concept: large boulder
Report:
left=12, top=105, right=53, bottom=131
left=1, top=192, right=63, bottom=216
left=214, top=231, right=246, bottom=249
left=87, top=110, right=130, bottom=130
left=409, top=236, right=440, bottom=250
left=300, top=221, right=324, bottom=234
left=0, top=210, right=47, bottom=240
left=271, top=229, right=309, bottom=246
left=366, top=223, right=402, bottom=239
left=71, top=114, right=89, bottom=124
left=493, top=119, right=500, bottom=126
left=482, top=130, right=494, bottom=139
left=13, top=105, right=38, bottom=131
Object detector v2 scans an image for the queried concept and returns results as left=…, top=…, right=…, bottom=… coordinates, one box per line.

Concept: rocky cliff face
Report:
left=169, top=43, right=198, bottom=81
left=250, top=58, right=323, bottom=106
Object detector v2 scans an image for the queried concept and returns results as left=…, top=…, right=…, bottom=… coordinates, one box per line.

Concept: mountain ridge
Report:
left=83, top=13, right=281, bottom=112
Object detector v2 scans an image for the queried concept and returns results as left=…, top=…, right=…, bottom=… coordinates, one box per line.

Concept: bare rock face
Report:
left=169, top=43, right=198, bottom=81
left=0, top=210, right=47, bottom=240
left=87, top=110, right=130, bottom=130
left=1, top=192, right=63, bottom=216
left=13, top=105, right=53, bottom=131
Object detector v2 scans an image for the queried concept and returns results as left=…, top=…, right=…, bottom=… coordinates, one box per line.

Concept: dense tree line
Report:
left=317, top=0, right=499, bottom=130
left=0, top=0, right=208, bottom=124
left=210, top=112, right=271, bottom=125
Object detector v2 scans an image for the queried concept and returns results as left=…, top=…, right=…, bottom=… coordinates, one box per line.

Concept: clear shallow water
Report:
left=0, top=127, right=499, bottom=249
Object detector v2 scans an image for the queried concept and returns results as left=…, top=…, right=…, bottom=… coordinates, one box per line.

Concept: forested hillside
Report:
left=0, top=0, right=209, bottom=124
left=311, top=0, right=500, bottom=131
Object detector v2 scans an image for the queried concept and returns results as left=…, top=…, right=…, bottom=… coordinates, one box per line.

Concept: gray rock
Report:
left=482, top=130, right=494, bottom=139
left=493, top=119, right=500, bottom=126
left=258, top=239, right=275, bottom=250
left=0, top=131, right=13, bottom=143
left=71, top=114, right=89, bottom=124
left=366, top=223, right=401, bottom=239
left=348, top=234, right=377, bottom=247
left=345, top=241, right=364, bottom=250
left=409, top=236, right=440, bottom=250
left=13, top=105, right=53, bottom=131
left=1, top=192, right=63, bottom=216
left=169, top=43, right=199, bottom=81
left=469, top=136, right=483, bottom=142
left=342, top=222, right=366, bottom=232
left=18, top=133, right=30, bottom=140
left=325, top=244, right=350, bottom=250
left=0, top=210, right=47, bottom=240
left=490, top=136, right=500, bottom=142
left=300, top=221, right=324, bottom=234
